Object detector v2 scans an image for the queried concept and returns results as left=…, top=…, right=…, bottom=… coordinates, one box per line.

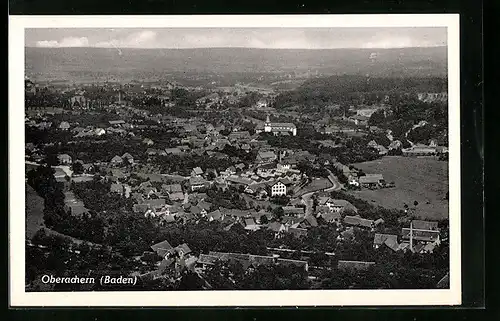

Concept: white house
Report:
left=271, top=181, right=287, bottom=196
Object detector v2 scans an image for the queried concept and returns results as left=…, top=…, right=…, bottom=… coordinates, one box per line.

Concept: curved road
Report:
left=301, top=169, right=342, bottom=217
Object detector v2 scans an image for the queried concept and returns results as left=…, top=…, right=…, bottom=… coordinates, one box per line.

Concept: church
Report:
left=256, top=115, right=297, bottom=136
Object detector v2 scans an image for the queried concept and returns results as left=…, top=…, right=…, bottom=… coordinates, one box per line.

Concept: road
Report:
left=301, top=170, right=342, bottom=217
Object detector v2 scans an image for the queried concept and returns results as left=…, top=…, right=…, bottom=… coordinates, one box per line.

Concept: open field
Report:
left=350, top=156, right=449, bottom=220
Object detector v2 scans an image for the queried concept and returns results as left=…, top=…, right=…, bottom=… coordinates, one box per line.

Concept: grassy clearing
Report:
left=349, top=156, right=449, bottom=220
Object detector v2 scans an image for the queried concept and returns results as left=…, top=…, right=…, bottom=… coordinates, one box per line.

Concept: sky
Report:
left=25, top=28, right=447, bottom=49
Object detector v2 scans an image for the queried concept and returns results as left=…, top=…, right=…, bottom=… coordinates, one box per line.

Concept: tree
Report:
left=272, top=207, right=284, bottom=221
left=260, top=215, right=269, bottom=225
left=413, top=200, right=419, bottom=207
left=71, top=162, right=84, bottom=175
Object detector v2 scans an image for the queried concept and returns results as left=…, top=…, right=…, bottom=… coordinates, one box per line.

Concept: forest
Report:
left=272, top=75, right=447, bottom=109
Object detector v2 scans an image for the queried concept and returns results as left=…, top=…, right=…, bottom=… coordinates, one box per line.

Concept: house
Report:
left=244, top=218, right=260, bottom=231
left=256, top=150, right=277, bottom=163
left=343, top=215, right=374, bottom=229
left=57, top=154, right=72, bottom=165
left=191, top=167, right=204, bottom=177
left=349, top=115, right=370, bottom=126
left=189, top=177, right=209, bottom=192
left=337, top=260, right=375, bottom=271
left=162, top=184, right=184, bottom=201
left=121, top=153, right=134, bottom=164
left=359, top=174, right=385, bottom=188
left=110, top=155, right=123, bottom=166
left=228, top=131, right=251, bottom=141
left=197, top=200, right=212, bottom=212
left=402, top=226, right=440, bottom=243
left=151, top=240, right=174, bottom=257
left=373, top=233, right=399, bottom=249
left=59, top=121, right=70, bottom=130
left=299, top=215, right=318, bottom=228
left=196, top=254, right=220, bottom=270
left=282, top=206, right=305, bottom=217
left=267, top=222, right=287, bottom=238
left=206, top=209, right=223, bottom=222
left=317, top=209, right=342, bottom=224
left=411, top=220, right=439, bottom=230
left=94, top=128, right=106, bottom=136
left=402, top=145, right=437, bottom=157
left=226, top=175, right=253, bottom=188
left=324, top=199, right=358, bottom=214
left=270, top=180, right=287, bottom=197
left=110, top=183, right=131, bottom=198
left=143, top=138, right=154, bottom=146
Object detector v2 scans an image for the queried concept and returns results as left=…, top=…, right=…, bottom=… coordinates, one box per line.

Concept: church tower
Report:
left=264, top=114, right=272, bottom=133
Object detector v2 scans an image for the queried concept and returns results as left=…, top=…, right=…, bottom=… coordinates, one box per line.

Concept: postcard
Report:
left=9, top=14, right=460, bottom=306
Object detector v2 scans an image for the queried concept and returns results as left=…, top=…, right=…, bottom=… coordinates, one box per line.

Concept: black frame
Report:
left=7, top=0, right=486, bottom=317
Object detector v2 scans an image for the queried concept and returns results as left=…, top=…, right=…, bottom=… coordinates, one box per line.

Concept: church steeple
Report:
left=264, top=114, right=272, bottom=133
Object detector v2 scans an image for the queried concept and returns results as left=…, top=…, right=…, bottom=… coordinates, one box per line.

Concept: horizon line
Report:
left=25, top=45, right=447, bottom=50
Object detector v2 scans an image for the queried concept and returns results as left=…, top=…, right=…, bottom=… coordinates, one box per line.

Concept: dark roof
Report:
left=151, top=240, right=173, bottom=257
left=373, top=233, right=398, bottom=246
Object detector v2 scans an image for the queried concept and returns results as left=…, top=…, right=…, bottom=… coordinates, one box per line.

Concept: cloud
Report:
left=94, top=30, right=158, bottom=48
left=35, top=37, right=89, bottom=48
left=360, top=35, right=445, bottom=49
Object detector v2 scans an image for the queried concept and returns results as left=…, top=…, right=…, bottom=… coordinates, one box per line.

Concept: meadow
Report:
left=350, top=156, right=449, bottom=220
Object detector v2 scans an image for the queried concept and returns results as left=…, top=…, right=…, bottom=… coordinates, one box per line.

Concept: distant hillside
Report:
left=25, top=46, right=447, bottom=82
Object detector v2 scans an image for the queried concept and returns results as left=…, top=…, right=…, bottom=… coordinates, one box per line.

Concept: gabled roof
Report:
left=374, top=233, right=398, bottom=246
left=151, top=240, right=173, bottom=257
left=267, top=221, right=285, bottom=232
left=257, top=150, right=277, bottom=159
left=192, top=167, right=204, bottom=175
left=305, top=215, right=318, bottom=227
left=207, top=209, right=222, bottom=221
